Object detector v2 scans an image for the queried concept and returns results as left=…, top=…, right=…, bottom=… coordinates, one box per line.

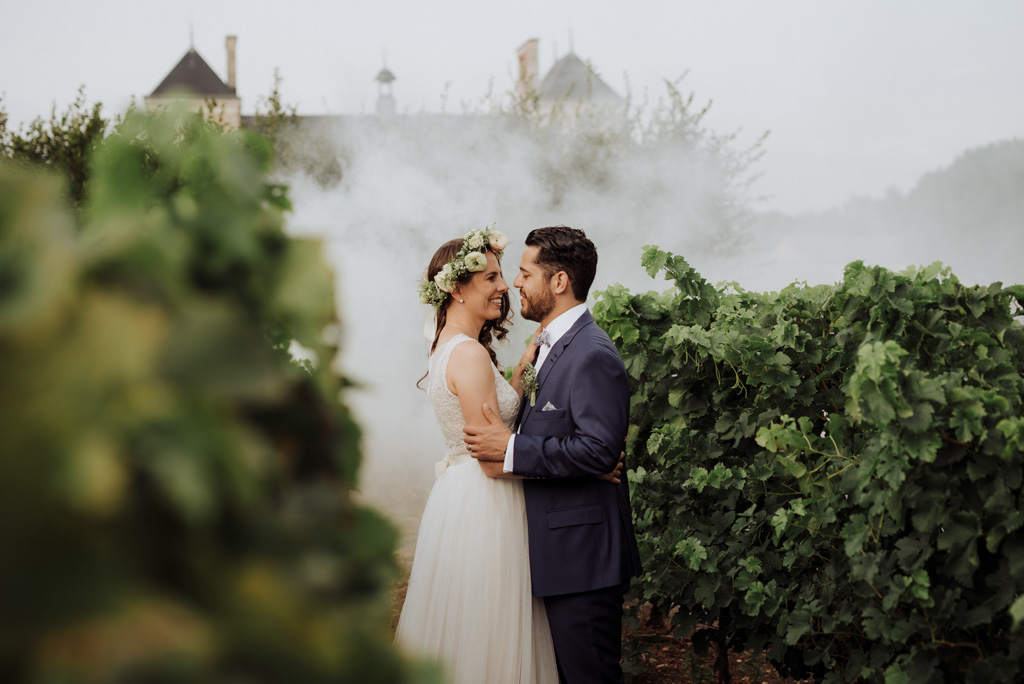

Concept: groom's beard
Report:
left=520, top=288, right=555, bottom=322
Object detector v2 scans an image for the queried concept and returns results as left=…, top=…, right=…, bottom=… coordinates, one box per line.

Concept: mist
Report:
left=279, top=105, right=1023, bottom=552
left=745, top=139, right=1024, bottom=291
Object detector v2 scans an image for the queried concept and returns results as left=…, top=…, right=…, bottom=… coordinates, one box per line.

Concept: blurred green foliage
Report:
left=0, top=110, right=438, bottom=683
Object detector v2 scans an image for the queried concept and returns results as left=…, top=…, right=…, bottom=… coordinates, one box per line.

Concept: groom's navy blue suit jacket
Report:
left=513, top=310, right=642, bottom=597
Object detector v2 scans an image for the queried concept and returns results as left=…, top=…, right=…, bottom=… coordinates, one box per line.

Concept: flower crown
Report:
left=419, top=224, right=509, bottom=309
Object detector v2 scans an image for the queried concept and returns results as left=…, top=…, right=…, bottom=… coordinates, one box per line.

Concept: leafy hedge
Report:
left=0, top=112, right=437, bottom=683
left=593, top=247, right=1024, bottom=682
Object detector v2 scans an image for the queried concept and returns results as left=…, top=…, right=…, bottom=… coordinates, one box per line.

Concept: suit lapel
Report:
left=514, top=364, right=531, bottom=429
left=521, top=310, right=594, bottom=426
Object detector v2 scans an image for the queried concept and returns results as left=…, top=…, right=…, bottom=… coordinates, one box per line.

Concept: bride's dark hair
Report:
left=418, top=238, right=512, bottom=387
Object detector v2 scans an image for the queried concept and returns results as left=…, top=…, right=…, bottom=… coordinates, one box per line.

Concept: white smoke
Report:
left=281, top=103, right=1022, bottom=551
left=278, top=93, right=757, bottom=549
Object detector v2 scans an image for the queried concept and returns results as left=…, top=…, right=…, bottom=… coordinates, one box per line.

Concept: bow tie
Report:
left=533, top=329, right=550, bottom=347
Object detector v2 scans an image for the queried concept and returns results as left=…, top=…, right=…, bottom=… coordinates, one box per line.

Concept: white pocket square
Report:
left=541, top=401, right=559, bottom=411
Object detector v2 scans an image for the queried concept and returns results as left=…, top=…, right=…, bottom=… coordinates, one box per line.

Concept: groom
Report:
left=464, top=225, right=642, bottom=684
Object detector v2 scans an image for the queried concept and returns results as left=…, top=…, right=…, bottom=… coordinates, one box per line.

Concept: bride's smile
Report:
left=453, top=250, right=509, bottom=322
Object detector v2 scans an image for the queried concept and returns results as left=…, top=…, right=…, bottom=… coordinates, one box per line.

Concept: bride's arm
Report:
left=480, top=448, right=623, bottom=482
left=508, top=326, right=542, bottom=395
left=448, top=341, right=522, bottom=479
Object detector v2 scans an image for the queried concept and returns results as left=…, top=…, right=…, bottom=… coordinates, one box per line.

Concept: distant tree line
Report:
left=0, top=73, right=339, bottom=209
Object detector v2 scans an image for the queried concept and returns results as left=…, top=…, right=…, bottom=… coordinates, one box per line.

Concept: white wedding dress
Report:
left=396, top=334, right=558, bottom=684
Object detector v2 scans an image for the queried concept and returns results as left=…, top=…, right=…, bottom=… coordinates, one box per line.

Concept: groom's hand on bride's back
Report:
left=463, top=403, right=511, bottom=462
left=596, top=451, right=626, bottom=485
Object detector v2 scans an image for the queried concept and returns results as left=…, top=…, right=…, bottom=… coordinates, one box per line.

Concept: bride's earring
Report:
left=459, top=298, right=464, bottom=303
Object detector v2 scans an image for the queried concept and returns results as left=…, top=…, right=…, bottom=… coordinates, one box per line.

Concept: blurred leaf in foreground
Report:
left=0, top=110, right=439, bottom=683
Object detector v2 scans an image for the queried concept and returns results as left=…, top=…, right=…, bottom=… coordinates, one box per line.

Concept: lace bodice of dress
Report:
left=428, top=334, right=520, bottom=462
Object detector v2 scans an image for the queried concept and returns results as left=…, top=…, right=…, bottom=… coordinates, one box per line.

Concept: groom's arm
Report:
left=511, top=348, right=629, bottom=480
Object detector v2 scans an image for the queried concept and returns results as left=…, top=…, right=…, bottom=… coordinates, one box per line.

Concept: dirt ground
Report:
left=390, top=576, right=808, bottom=683
left=623, top=610, right=810, bottom=684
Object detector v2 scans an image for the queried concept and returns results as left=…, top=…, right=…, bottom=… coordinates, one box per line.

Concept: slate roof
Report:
left=151, top=48, right=236, bottom=97
left=539, top=52, right=622, bottom=103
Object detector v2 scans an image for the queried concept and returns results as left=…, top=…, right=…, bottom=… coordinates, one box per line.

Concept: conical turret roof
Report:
left=539, top=52, right=622, bottom=103
left=151, top=48, right=236, bottom=97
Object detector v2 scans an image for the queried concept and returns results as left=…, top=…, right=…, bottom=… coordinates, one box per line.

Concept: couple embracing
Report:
left=396, top=225, right=642, bottom=683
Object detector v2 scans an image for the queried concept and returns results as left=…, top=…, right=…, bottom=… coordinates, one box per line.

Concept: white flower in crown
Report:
left=419, top=223, right=506, bottom=309
left=465, top=251, right=488, bottom=272
left=488, top=231, right=508, bottom=252
left=434, top=264, right=455, bottom=293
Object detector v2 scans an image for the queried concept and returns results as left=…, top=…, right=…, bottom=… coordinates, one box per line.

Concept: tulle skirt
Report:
left=396, top=455, right=558, bottom=684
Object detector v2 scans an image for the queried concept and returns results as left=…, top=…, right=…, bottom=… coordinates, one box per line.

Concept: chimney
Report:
left=517, top=38, right=539, bottom=98
left=225, top=35, right=237, bottom=92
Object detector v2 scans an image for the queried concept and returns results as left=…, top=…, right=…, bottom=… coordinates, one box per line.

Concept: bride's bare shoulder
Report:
left=447, top=337, right=490, bottom=367
left=441, top=338, right=495, bottom=396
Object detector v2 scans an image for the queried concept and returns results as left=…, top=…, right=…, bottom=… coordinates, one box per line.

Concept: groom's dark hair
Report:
left=525, top=225, right=597, bottom=301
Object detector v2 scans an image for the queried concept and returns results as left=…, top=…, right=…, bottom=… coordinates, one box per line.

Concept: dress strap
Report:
left=430, top=334, right=476, bottom=480
left=431, top=333, right=475, bottom=375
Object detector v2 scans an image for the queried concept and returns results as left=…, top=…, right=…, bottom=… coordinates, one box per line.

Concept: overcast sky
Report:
left=2, top=0, right=1022, bottom=213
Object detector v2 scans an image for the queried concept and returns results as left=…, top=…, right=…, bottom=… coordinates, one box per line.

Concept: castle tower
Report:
left=145, top=35, right=241, bottom=128
left=375, top=65, right=396, bottom=116
left=517, top=38, right=625, bottom=122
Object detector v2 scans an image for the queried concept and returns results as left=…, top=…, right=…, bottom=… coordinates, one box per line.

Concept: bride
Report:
left=396, top=226, right=557, bottom=683
left=397, top=226, right=620, bottom=683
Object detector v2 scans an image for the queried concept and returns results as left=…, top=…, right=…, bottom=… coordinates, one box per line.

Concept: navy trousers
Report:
left=543, top=582, right=628, bottom=684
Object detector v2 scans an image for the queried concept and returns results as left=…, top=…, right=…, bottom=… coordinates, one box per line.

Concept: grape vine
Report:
left=594, top=246, right=1024, bottom=682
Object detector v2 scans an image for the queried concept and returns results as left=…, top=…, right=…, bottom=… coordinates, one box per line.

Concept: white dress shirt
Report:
left=503, top=303, right=588, bottom=472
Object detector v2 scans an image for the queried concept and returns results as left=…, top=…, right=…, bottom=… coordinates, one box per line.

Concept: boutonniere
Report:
left=522, top=364, right=539, bottom=407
